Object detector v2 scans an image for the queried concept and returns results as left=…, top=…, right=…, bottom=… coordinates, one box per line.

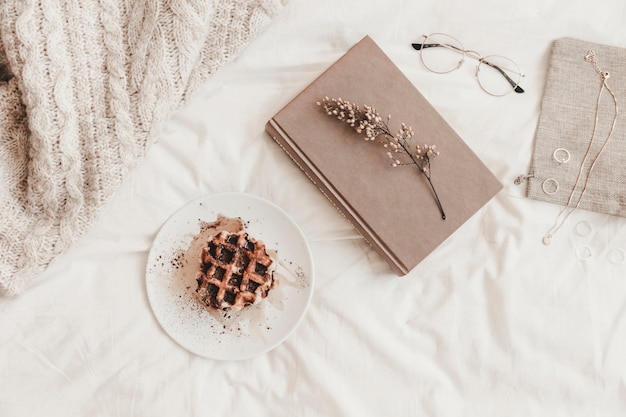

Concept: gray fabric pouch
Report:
left=527, top=37, right=626, bottom=218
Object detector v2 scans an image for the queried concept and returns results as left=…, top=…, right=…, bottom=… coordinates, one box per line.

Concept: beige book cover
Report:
left=266, top=36, right=502, bottom=275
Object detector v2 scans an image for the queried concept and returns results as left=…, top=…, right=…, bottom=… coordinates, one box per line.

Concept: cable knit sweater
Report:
left=0, top=0, right=288, bottom=296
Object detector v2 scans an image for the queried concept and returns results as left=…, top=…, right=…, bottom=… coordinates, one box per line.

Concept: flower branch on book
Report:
left=317, top=96, right=446, bottom=220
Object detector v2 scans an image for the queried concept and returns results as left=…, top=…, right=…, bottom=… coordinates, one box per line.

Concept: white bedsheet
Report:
left=2, top=0, right=626, bottom=415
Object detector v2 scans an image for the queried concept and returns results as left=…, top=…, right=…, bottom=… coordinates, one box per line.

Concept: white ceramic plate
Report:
left=146, top=192, right=314, bottom=360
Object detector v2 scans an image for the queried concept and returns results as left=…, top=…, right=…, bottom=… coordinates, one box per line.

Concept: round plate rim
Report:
left=145, top=192, right=314, bottom=360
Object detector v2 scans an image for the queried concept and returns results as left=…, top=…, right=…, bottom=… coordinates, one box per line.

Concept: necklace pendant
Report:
left=542, top=234, right=553, bottom=246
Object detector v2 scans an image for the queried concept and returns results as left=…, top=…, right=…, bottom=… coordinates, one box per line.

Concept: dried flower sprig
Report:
left=317, top=96, right=446, bottom=220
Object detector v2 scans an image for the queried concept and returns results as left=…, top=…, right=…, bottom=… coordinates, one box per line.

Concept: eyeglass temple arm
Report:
left=412, top=42, right=464, bottom=53
left=411, top=43, right=525, bottom=94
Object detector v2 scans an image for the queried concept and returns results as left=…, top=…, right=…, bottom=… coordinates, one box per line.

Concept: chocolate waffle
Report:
left=195, top=230, right=276, bottom=311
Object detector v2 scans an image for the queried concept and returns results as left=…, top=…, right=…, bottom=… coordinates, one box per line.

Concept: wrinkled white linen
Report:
left=2, top=0, right=626, bottom=415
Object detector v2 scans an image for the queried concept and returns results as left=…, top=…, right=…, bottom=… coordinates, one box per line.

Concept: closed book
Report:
left=265, top=36, right=502, bottom=275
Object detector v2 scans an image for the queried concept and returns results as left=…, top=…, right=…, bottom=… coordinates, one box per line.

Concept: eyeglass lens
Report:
left=476, top=55, right=523, bottom=96
left=419, top=33, right=523, bottom=96
left=419, top=33, right=465, bottom=74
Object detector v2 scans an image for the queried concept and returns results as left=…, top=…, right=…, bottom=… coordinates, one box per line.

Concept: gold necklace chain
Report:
left=542, top=50, right=619, bottom=245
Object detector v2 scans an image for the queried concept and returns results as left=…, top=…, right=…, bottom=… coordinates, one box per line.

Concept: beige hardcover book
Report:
left=266, top=36, right=502, bottom=275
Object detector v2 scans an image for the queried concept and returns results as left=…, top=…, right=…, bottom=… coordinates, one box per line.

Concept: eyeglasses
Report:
left=411, top=33, right=525, bottom=97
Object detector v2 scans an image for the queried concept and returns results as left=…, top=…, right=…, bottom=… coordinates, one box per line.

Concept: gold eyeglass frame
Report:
left=412, top=32, right=525, bottom=97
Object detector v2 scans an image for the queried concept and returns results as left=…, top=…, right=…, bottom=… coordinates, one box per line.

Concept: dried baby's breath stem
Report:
left=317, top=96, right=446, bottom=220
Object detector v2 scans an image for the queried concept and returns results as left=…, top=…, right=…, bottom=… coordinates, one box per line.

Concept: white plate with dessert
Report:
left=146, top=192, right=314, bottom=360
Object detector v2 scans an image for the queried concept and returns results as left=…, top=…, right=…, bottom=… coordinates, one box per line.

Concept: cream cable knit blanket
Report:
left=0, top=0, right=287, bottom=296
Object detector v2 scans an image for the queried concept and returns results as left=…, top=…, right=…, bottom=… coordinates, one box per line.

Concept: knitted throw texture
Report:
left=0, top=0, right=288, bottom=296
